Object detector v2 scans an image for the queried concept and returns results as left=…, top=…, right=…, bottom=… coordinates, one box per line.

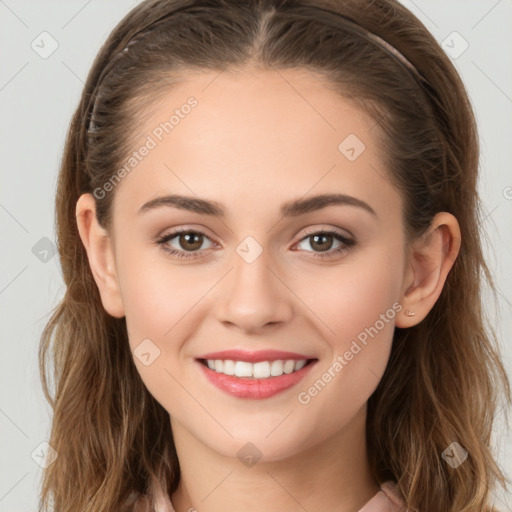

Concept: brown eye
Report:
left=178, top=232, right=204, bottom=251
left=156, top=229, right=215, bottom=259
left=296, top=229, right=355, bottom=259
left=308, top=233, right=334, bottom=252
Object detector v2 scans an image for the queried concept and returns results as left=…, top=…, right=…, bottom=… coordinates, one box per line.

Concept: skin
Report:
left=76, top=66, right=461, bottom=512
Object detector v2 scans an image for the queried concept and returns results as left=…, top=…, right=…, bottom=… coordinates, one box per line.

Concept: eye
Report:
left=155, top=227, right=356, bottom=260
left=156, top=228, right=215, bottom=259
left=295, top=229, right=355, bottom=259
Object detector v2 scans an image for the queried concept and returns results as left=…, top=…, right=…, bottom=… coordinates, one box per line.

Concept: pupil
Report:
left=312, top=234, right=332, bottom=251
left=181, top=233, right=202, bottom=250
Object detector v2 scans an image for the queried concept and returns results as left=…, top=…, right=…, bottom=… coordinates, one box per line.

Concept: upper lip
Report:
left=196, top=349, right=316, bottom=363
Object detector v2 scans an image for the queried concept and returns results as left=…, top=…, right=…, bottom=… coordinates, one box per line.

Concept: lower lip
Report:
left=197, top=360, right=316, bottom=399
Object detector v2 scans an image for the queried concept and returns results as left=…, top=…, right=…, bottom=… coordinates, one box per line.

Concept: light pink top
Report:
left=160, top=481, right=405, bottom=512
left=359, top=481, right=406, bottom=511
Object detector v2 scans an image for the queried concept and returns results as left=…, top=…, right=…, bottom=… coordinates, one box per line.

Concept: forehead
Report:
left=111, top=66, right=400, bottom=221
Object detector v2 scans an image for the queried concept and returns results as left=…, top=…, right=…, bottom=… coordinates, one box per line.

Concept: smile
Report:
left=201, top=358, right=311, bottom=378
left=195, top=349, right=318, bottom=399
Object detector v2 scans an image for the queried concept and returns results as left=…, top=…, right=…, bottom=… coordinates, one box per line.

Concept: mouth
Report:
left=195, top=351, right=318, bottom=399
left=198, top=357, right=316, bottom=378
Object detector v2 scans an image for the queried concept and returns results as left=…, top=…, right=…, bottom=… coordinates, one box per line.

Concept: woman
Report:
left=39, top=0, right=511, bottom=510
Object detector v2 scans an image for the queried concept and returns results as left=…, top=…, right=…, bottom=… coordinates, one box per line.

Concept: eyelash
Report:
left=155, top=227, right=356, bottom=260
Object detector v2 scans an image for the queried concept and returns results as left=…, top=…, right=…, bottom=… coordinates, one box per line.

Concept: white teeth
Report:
left=204, top=358, right=309, bottom=379
left=294, top=360, right=306, bottom=371
left=283, top=360, right=295, bottom=374
left=234, top=361, right=253, bottom=377
left=223, top=359, right=235, bottom=375
left=253, top=361, right=271, bottom=379
left=270, top=360, right=283, bottom=376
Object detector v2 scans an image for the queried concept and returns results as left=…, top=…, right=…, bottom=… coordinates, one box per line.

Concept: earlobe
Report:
left=75, top=193, right=125, bottom=318
left=396, top=212, right=461, bottom=328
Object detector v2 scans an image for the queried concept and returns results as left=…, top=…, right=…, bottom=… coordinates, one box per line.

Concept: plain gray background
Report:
left=1, top=0, right=511, bottom=510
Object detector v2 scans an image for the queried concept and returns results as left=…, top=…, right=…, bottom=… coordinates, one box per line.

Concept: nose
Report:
left=214, top=246, right=294, bottom=334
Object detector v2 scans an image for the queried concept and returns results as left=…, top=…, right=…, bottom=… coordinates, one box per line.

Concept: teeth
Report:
left=223, top=359, right=235, bottom=375
left=283, top=360, right=295, bottom=374
left=270, top=360, right=283, bottom=376
left=234, top=361, right=252, bottom=377
left=204, top=359, right=309, bottom=379
left=294, top=360, right=306, bottom=371
left=253, top=361, right=271, bottom=379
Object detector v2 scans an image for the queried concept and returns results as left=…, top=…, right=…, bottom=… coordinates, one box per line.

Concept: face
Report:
left=104, top=67, right=409, bottom=460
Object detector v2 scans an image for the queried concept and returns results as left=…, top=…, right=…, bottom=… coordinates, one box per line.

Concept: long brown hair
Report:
left=39, top=0, right=511, bottom=510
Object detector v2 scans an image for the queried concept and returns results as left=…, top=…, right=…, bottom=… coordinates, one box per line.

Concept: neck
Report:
left=169, top=405, right=380, bottom=512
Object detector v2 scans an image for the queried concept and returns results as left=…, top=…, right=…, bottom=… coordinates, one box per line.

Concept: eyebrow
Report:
left=137, top=193, right=377, bottom=218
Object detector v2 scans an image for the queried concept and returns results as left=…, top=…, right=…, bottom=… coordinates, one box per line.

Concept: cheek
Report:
left=113, top=242, right=198, bottom=377
left=116, top=239, right=207, bottom=338
left=293, top=247, right=403, bottom=413
left=296, top=243, right=403, bottom=342
left=117, top=255, right=212, bottom=408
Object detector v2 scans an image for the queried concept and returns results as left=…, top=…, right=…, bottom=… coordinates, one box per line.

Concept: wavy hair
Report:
left=38, top=0, right=511, bottom=510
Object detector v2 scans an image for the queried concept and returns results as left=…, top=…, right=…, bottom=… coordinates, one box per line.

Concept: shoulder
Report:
left=359, top=481, right=407, bottom=512
left=370, top=483, right=500, bottom=512
left=380, top=481, right=407, bottom=511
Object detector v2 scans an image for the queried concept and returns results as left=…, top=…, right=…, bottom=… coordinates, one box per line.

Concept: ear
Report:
left=396, top=212, right=461, bottom=328
left=75, top=193, right=125, bottom=318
